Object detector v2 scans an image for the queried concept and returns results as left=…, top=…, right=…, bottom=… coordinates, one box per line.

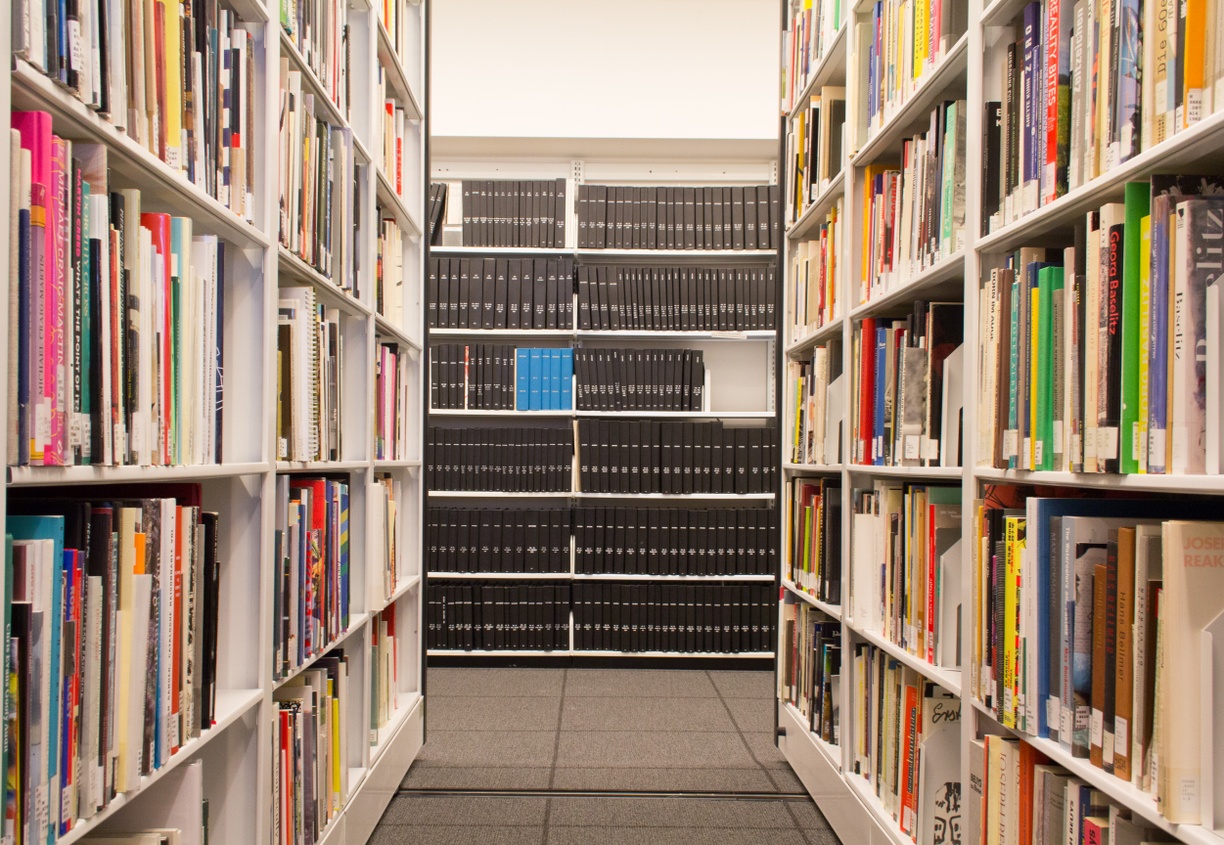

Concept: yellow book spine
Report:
left=914, top=0, right=929, bottom=78
left=1003, top=516, right=1020, bottom=728
left=161, top=0, right=183, bottom=170
left=1183, top=0, right=1208, bottom=127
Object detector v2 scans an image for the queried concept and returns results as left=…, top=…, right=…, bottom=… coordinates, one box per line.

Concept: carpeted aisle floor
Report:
left=367, top=667, right=841, bottom=845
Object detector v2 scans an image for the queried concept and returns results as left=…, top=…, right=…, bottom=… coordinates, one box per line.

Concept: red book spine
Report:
left=1044, top=0, right=1060, bottom=204
left=859, top=317, right=877, bottom=463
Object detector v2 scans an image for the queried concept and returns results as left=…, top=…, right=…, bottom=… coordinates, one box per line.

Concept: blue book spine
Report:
left=1115, top=0, right=1142, bottom=161
left=515, top=349, right=530, bottom=411
left=874, top=327, right=887, bottom=465
left=1148, top=204, right=1170, bottom=473
left=529, top=349, right=543, bottom=411
left=560, top=349, right=574, bottom=411
left=549, top=350, right=562, bottom=410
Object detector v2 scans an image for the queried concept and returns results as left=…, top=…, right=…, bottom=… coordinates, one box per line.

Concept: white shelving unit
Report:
left=2, top=0, right=429, bottom=842
left=776, top=1, right=1224, bottom=844
left=426, top=152, right=781, bottom=661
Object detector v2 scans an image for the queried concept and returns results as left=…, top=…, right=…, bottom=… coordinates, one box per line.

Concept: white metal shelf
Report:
left=427, top=572, right=574, bottom=580
left=786, top=168, right=847, bottom=241
left=427, top=490, right=573, bottom=498
left=274, top=613, right=371, bottom=691
left=847, top=249, right=967, bottom=321
left=376, top=165, right=424, bottom=237
left=375, top=312, right=424, bottom=350
left=276, top=459, right=372, bottom=473
left=574, top=573, right=775, bottom=582
left=10, top=61, right=270, bottom=250
left=373, top=459, right=422, bottom=470
left=431, top=246, right=572, bottom=256
left=782, top=580, right=843, bottom=619
left=974, top=466, right=1224, bottom=493
left=279, top=29, right=351, bottom=133
left=783, top=462, right=843, bottom=473
left=369, top=690, right=424, bottom=767
left=849, top=625, right=962, bottom=696
left=849, top=33, right=970, bottom=167
left=573, top=410, right=775, bottom=419
left=844, top=770, right=917, bottom=845
left=6, top=462, right=270, bottom=487
left=786, top=24, right=851, bottom=121
left=428, top=409, right=572, bottom=417
left=429, top=328, right=576, bottom=339
left=55, top=689, right=264, bottom=845
left=576, top=330, right=777, bottom=341
left=278, top=247, right=371, bottom=318
left=781, top=701, right=842, bottom=771
left=375, top=17, right=423, bottom=120
left=845, top=464, right=964, bottom=480
left=786, top=316, right=844, bottom=357
left=574, top=492, right=776, bottom=500
left=370, top=575, right=423, bottom=616
left=576, top=248, right=777, bottom=261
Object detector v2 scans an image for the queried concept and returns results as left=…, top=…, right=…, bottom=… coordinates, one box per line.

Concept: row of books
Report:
left=426, top=426, right=573, bottom=492
left=276, top=287, right=343, bottom=464
left=277, top=69, right=358, bottom=289
left=574, top=506, right=779, bottom=577
left=972, top=734, right=1180, bottom=845
left=6, top=488, right=221, bottom=844
left=970, top=496, right=1224, bottom=825
left=430, top=342, right=506, bottom=410
left=426, top=255, right=575, bottom=330
left=458, top=179, right=567, bottom=248
left=376, top=214, right=406, bottom=325
left=858, top=0, right=967, bottom=142
left=852, top=303, right=966, bottom=468
left=785, top=477, right=843, bottom=603
left=576, top=184, right=781, bottom=251
left=575, top=420, right=778, bottom=495
left=14, top=0, right=256, bottom=220
left=426, top=583, right=570, bottom=651
left=982, top=0, right=1224, bottom=234
left=977, top=176, right=1224, bottom=475
left=272, top=476, right=351, bottom=682
left=785, top=87, right=846, bottom=226
left=273, top=650, right=350, bottom=845
left=573, top=348, right=706, bottom=412
left=426, top=508, right=571, bottom=574
left=375, top=343, right=411, bottom=462
left=369, top=605, right=400, bottom=742
left=282, top=0, right=350, bottom=120
left=377, top=0, right=413, bottom=68
left=367, top=476, right=400, bottom=610
left=427, top=183, right=447, bottom=246
left=781, top=0, right=845, bottom=114
left=573, top=582, right=776, bottom=654
left=577, top=264, right=777, bottom=332
left=787, top=200, right=844, bottom=338
left=787, top=341, right=846, bottom=467
left=380, top=80, right=409, bottom=199
left=8, top=118, right=226, bottom=468
left=860, top=100, right=967, bottom=304
left=779, top=601, right=840, bottom=745
left=851, top=482, right=962, bottom=669
left=850, top=649, right=962, bottom=845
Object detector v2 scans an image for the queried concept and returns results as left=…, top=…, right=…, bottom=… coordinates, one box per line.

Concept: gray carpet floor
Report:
left=368, top=667, right=840, bottom=844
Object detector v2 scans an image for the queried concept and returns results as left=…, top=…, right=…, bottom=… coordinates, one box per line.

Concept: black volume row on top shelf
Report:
left=430, top=344, right=517, bottom=410
left=577, top=420, right=777, bottom=495
left=427, top=426, right=573, bottom=492
left=576, top=184, right=782, bottom=251
left=574, top=348, right=705, bottom=412
left=573, top=582, right=776, bottom=654
left=427, top=583, right=571, bottom=651
left=459, top=179, right=567, bottom=248
left=427, top=508, right=570, bottom=573
left=427, top=256, right=575, bottom=330
left=575, top=506, right=777, bottom=577
left=577, top=265, right=777, bottom=332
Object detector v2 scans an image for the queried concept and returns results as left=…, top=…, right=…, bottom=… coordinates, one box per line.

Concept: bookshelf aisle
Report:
left=3, top=0, right=427, bottom=842
left=778, top=0, right=1224, bottom=843
left=425, top=153, right=782, bottom=660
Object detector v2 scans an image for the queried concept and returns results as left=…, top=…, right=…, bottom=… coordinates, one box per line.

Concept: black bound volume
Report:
left=574, top=264, right=775, bottom=331
left=428, top=256, right=574, bottom=330
left=458, top=179, right=567, bottom=248
left=577, top=184, right=777, bottom=251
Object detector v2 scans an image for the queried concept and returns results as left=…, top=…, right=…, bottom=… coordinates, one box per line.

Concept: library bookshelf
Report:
left=2, top=0, right=428, bottom=843
left=425, top=149, right=783, bottom=662
left=778, top=0, right=1224, bottom=844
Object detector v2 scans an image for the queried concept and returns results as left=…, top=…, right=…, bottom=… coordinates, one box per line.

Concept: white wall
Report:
left=430, top=0, right=781, bottom=143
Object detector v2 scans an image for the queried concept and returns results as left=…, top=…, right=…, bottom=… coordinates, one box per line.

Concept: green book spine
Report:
left=1037, top=267, right=1064, bottom=470
left=1120, top=182, right=1151, bottom=473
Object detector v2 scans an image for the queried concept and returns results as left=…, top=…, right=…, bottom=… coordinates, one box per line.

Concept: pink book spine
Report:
left=46, top=137, right=68, bottom=465
left=1044, top=0, right=1061, bottom=205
